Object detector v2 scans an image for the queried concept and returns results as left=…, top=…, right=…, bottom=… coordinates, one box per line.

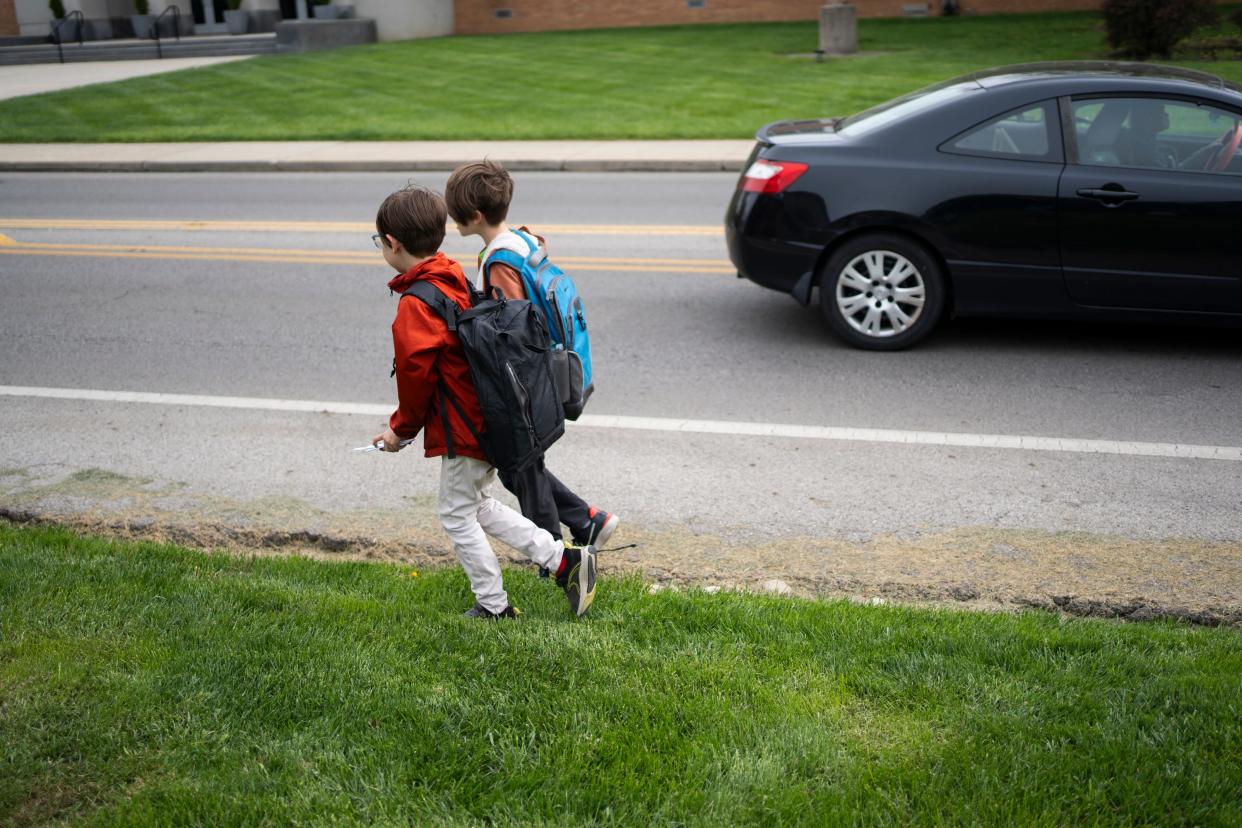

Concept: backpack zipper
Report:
left=505, top=362, right=537, bottom=441
left=544, top=276, right=569, bottom=343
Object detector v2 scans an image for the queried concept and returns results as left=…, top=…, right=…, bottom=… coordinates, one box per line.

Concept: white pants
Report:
left=438, top=456, right=563, bottom=613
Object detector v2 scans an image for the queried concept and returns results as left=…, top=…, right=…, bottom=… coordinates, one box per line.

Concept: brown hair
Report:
left=445, top=160, right=513, bottom=225
left=376, top=184, right=447, bottom=256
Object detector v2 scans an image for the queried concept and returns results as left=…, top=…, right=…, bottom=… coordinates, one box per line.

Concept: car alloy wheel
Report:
left=819, top=232, right=945, bottom=350
left=835, top=250, right=926, bottom=338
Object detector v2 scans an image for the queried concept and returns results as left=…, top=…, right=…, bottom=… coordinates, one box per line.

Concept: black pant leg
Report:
left=499, top=457, right=562, bottom=541
left=545, top=468, right=592, bottom=543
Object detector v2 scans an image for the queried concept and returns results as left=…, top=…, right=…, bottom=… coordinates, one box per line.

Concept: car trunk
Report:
left=755, top=118, right=841, bottom=146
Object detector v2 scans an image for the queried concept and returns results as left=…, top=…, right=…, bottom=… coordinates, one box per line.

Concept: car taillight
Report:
left=740, top=159, right=808, bottom=193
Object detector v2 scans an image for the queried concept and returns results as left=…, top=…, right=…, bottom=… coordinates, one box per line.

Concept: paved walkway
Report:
left=0, top=140, right=756, bottom=172
left=0, top=56, right=252, bottom=101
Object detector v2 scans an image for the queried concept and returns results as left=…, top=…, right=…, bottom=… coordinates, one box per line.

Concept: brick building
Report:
left=0, top=0, right=1107, bottom=40
left=453, top=0, right=1107, bottom=37
left=2, top=0, right=1223, bottom=42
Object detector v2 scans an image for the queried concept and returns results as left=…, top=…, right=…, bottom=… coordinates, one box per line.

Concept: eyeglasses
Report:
left=371, top=233, right=385, bottom=249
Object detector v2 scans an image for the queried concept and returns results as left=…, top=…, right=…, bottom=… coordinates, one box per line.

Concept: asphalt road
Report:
left=2, top=171, right=1240, bottom=546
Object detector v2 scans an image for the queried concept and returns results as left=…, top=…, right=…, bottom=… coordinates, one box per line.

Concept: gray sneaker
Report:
left=556, top=544, right=597, bottom=617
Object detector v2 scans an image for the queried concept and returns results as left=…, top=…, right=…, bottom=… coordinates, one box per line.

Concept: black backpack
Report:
left=402, top=281, right=564, bottom=474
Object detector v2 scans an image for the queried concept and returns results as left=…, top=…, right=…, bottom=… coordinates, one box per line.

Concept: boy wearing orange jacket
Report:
left=369, top=184, right=597, bottom=618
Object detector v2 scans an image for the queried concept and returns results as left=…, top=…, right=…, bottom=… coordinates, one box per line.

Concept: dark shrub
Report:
left=1102, top=0, right=1218, bottom=59
left=1232, top=7, right=1242, bottom=30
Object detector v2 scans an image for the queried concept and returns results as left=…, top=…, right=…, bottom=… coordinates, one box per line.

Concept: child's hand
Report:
left=372, top=426, right=404, bottom=452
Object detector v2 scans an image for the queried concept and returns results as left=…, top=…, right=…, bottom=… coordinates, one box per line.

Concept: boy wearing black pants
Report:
left=445, top=161, right=619, bottom=560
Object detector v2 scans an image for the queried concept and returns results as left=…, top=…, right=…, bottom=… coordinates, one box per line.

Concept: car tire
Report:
left=818, top=232, right=946, bottom=351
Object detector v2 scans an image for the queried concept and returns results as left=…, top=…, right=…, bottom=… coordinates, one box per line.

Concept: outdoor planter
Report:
left=83, top=18, right=112, bottom=40
left=130, top=13, right=155, bottom=38
left=250, top=9, right=281, bottom=32
left=224, top=9, right=250, bottom=34
left=50, top=18, right=81, bottom=42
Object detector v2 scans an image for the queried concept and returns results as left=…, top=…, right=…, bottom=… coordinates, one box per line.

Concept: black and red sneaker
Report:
left=555, top=544, right=597, bottom=617
left=575, top=506, right=619, bottom=548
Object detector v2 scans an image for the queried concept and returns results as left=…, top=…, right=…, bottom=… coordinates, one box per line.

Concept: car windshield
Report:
left=836, top=78, right=982, bottom=136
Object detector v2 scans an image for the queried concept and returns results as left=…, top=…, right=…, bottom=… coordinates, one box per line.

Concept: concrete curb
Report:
left=0, top=139, right=757, bottom=174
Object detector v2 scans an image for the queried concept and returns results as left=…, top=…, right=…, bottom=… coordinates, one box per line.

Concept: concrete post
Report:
left=819, top=2, right=857, bottom=56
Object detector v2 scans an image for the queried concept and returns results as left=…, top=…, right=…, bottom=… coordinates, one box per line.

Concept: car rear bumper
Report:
left=725, top=189, right=824, bottom=295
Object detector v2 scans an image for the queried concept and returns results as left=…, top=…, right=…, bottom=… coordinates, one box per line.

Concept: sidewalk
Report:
left=0, top=140, right=756, bottom=172
left=0, top=56, right=253, bottom=101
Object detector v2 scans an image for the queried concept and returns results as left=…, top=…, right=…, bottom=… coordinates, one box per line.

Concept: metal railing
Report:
left=151, top=5, right=181, bottom=60
left=50, top=10, right=84, bottom=64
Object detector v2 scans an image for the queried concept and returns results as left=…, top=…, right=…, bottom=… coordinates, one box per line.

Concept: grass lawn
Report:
left=4, top=11, right=1242, bottom=143
left=2, top=522, right=1240, bottom=825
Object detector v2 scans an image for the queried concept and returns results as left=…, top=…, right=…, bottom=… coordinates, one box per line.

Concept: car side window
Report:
left=941, top=102, right=1057, bottom=162
left=1071, top=97, right=1242, bottom=175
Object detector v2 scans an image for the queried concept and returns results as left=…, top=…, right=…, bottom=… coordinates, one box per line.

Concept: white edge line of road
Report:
left=3, top=384, right=1240, bottom=462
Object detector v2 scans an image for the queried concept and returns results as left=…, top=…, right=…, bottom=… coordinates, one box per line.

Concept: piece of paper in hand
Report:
left=353, top=438, right=415, bottom=453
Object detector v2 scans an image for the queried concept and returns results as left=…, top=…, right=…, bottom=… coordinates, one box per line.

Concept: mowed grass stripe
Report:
left=0, top=218, right=725, bottom=237
left=1, top=523, right=1240, bottom=825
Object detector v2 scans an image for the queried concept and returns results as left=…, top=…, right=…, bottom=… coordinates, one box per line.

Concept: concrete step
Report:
left=0, top=34, right=277, bottom=65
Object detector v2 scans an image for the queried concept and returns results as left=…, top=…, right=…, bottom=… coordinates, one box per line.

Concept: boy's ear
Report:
left=386, top=234, right=402, bottom=252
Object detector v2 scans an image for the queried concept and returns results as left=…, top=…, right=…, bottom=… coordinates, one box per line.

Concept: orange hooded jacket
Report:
left=387, top=253, right=487, bottom=462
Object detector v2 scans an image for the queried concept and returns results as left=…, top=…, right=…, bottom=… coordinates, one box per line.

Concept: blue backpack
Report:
left=482, top=228, right=594, bottom=420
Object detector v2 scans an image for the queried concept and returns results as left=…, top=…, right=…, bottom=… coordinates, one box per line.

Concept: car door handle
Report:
left=1076, top=187, right=1139, bottom=202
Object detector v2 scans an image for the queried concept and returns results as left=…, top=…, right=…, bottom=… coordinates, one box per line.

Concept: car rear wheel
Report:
left=819, top=233, right=945, bottom=350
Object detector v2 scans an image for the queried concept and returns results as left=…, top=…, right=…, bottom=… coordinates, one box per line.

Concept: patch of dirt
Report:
left=2, top=466, right=1239, bottom=628
left=784, top=51, right=893, bottom=59
left=4, top=769, right=102, bottom=828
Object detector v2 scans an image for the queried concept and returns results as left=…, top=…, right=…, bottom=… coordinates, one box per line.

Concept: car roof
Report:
left=966, top=61, right=1242, bottom=95
left=765, top=61, right=1242, bottom=146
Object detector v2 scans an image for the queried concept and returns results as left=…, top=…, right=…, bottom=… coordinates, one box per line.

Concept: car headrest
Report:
left=1083, top=102, right=1129, bottom=150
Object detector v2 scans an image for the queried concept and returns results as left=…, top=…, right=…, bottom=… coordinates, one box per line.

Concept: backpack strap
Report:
left=401, top=280, right=481, bottom=458
left=437, top=378, right=481, bottom=445
left=429, top=378, right=483, bottom=460
left=481, top=230, right=545, bottom=288
left=481, top=248, right=526, bottom=292
left=403, top=280, right=460, bottom=332
left=512, top=228, right=545, bottom=266
left=488, top=230, right=555, bottom=312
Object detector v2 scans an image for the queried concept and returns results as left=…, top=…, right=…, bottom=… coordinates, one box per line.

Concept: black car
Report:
left=725, top=62, right=1242, bottom=349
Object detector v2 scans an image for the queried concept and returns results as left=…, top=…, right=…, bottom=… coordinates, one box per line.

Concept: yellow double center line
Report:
left=0, top=218, right=723, bottom=236
left=0, top=219, right=733, bottom=274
